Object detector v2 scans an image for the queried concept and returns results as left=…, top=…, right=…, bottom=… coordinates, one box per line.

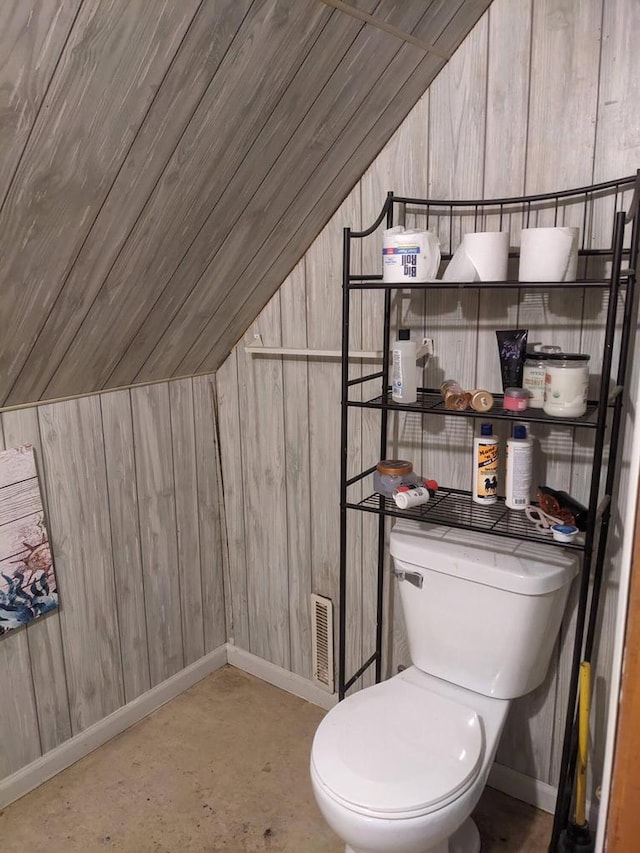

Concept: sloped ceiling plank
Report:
left=0, top=1, right=82, bottom=203
left=0, top=0, right=201, bottom=405
left=108, top=0, right=382, bottom=387
left=40, top=0, right=333, bottom=401
left=6, top=0, right=253, bottom=406
left=197, top=0, right=493, bottom=373
left=130, top=0, right=443, bottom=384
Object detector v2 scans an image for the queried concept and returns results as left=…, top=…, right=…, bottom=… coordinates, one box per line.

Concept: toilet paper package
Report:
left=442, top=231, right=509, bottom=282
left=518, top=227, right=579, bottom=282
left=382, top=227, right=440, bottom=283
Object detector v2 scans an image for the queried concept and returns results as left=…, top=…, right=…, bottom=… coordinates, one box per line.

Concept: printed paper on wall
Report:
left=0, top=445, right=58, bottom=635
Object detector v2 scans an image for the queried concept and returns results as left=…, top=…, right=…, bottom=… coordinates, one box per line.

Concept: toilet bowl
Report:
left=310, top=521, right=579, bottom=853
left=310, top=666, right=510, bottom=853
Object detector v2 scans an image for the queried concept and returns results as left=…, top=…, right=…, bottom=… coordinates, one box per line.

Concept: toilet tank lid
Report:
left=389, top=521, right=579, bottom=595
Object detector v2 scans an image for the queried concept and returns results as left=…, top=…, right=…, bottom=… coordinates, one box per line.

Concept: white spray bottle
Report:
left=391, top=329, right=417, bottom=403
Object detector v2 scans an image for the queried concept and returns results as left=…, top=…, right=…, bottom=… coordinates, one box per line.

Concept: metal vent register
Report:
left=311, top=593, right=334, bottom=692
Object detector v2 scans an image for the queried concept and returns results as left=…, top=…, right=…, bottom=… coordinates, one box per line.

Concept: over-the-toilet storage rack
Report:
left=337, top=173, right=639, bottom=849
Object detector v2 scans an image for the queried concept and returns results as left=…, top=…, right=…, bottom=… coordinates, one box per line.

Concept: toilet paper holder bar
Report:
left=392, top=568, right=423, bottom=588
left=246, top=333, right=434, bottom=361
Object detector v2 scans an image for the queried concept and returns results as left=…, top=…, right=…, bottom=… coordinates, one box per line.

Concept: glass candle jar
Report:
left=543, top=353, right=590, bottom=417
left=374, top=460, right=414, bottom=497
left=522, top=346, right=561, bottom=409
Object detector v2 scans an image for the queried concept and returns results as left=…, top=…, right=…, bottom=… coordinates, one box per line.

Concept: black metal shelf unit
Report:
left=338, top=174, right=640, bottom=850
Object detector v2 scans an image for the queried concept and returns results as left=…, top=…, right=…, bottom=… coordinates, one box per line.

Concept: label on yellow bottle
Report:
left=476, top=441, right=499, bottom=500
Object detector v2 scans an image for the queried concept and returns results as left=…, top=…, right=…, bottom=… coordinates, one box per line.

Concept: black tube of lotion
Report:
left=496, top=329, right=528, bottom=391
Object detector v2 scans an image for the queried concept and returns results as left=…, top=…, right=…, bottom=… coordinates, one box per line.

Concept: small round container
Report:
left=543, top=353, right=590, bottom=418
left=503, top=387, right=530, bottom=412
left=551, top=523, right=579, bottom=543
left=374, top=460, right=413, bottom=497
left=471, top=389, right=494, bottom=413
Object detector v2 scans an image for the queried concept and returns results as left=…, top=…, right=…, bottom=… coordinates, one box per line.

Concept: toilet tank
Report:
left=389, top=521, right=579, bottom=699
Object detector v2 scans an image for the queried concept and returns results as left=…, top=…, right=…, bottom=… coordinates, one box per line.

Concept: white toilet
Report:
left=310, top=520, right=579, bottom=853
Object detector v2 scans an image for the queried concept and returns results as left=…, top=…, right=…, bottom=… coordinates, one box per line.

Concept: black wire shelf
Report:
left=348, top=488, right=585, bottom=551
left=347, top=389, right=600, bottom=428
left=347, top=276, right=629, bottom=291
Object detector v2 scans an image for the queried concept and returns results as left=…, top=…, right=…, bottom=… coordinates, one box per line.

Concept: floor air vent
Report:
left=311, top=593, right=334, bottom=692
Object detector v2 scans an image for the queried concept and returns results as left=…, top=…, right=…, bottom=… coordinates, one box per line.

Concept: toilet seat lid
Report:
left=312, top=678, right=483, bottom=817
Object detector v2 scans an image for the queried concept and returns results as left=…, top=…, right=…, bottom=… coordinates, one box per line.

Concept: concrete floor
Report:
left=0, top=666, right=552, bottom=852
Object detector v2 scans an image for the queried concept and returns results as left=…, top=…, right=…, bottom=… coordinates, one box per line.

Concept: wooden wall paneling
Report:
left=215, top=353, right=250, bottom=650
left=480, top=0, right=561, bottom=784
left=191, top=374, right=227, bottom=653
left=169, top=0, right=468, bottom=377
left=0, top=1, right=82, bottom=204
left=279, top=261, right=313, bottom=680
left=578, top=0, right=640, bottom=796
left=7, top=0, right=253, bottom=406
left=100, top=389, right=150, bottom=705
left=110, top=0, right=376, bottom=388
left=0, top=0, right=201, bottom=405
left=42, top=0, right=332, bottom=401
left=421, top=12, right=488, bottom=493
left=522, top=0, right=603, bottom=788
left=236, top=297, right=290, bottom=669
left=0, top=630, right=41, bottom=778
left=306, top=192, right=361, bottom=679
left=0, top=421, right=43, bottom=778
left=38, top=397, right=124, bottom=734
left=527, top=0, right=602, bottom=196
left=196, top=0, right=489, bottom=374
left=136, top=0, right=432, bottom=384
left=169, top=379, right=205, bottom=666
left=1, top=406, right=71, bottom=753
left=130, top=384, right=184, bottom=686
left=476, top=0, right=530, bottom=392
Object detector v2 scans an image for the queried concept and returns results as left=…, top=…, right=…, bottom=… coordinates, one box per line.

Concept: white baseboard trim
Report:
left=0, top=645, right=227, bottom=810
left=226, top=644, right=337, bottom=711
left=488, top=762, right=558, bottom=814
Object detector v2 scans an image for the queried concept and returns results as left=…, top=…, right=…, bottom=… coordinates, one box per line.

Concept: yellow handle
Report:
left=575, top=661, right=591, bottom=827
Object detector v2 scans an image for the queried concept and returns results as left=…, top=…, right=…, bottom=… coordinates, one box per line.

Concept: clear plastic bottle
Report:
left=472, top=423, right=499, bottom=505
left=391, top=329, right=417, bottom=403
left=505, top=425, right=533, bottom=510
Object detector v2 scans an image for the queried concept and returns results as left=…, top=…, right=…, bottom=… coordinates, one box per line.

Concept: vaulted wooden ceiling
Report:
left=0, top=0, right=491, bottom=407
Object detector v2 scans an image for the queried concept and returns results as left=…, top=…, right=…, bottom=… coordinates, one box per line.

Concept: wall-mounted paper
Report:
left=519, top=227, right=579, bottom=282
left=382, top=227, right=440, bottom=282
left=0, top=445, right=58, bottom=636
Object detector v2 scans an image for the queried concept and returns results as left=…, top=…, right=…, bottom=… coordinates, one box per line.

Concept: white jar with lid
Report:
left=543, top=353, right=590, bottom=417
left=522, top=346, right=561, bottom=409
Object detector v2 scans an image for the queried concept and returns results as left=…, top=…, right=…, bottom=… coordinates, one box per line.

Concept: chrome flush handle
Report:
left=392, top=568, right=423, bottom=589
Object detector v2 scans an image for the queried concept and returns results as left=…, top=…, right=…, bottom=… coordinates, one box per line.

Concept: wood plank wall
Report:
left=216, top=0, right=640, bottom=802
left=0, top=376, right=225, bottom=780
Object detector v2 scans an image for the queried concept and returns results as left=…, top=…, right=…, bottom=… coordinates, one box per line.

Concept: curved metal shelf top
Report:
left=351, top=172, right=640, bottom=238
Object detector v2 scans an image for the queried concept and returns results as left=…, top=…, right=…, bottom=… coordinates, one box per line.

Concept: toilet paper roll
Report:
left=382, top=227, right=440, bottom=283
left=463, top=231, right=509, bottom=281
left=441, top=231, right=509, bottom=282
left=518, top=227, right=579, bottom=282
left=441, top=242, right=479, bottom=282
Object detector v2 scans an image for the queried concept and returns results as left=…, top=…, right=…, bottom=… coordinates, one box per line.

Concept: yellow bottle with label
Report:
left=472, top=423, right=499, bottom=505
